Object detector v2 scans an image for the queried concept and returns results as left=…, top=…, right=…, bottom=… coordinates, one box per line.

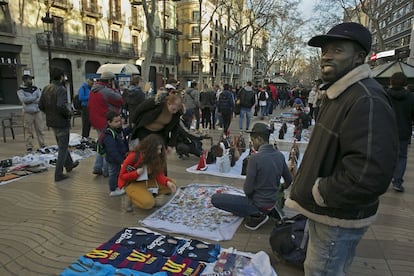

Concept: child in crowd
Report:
left=101, top=111, right=129, bottom=196
left=118, top=134, right=177, bottom=211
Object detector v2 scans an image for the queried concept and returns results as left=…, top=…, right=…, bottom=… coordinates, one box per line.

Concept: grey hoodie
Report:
left=17, top=85, right=42, bottom=113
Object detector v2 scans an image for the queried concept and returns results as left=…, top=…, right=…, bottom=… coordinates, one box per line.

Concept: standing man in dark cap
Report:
left=17, top=74, right=46, bottom=152
left=285, top=22, right=399, bottom=274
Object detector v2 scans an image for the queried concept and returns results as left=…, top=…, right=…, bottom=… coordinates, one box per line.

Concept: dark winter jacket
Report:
left=103, top=127, right=128, bottom=164
left=123, top=85, right=146, bottom=114
left=88, top=82, right=124, bottom=130
left=39, top=80, right=71, bottom=128
left=286, top=64, right=399, bottom=228
left=130, top=92, right=182, bottom=147
left=387, top=87, right=414, bottom=141
left=244, top=144, right=292, bottom=209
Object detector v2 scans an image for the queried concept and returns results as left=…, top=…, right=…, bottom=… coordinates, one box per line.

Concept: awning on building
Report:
left=96, top=63, right=140, bottom=75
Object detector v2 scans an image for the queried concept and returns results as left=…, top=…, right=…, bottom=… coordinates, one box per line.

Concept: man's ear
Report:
left=355, top=51, right=366, bottom=66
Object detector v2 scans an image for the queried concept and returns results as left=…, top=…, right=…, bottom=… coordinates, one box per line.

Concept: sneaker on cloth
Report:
left=392, top=184, right=405, bottom=192
left=244, top=213, right=269, bottom=230
left=109, top=188, right=125, bottom=197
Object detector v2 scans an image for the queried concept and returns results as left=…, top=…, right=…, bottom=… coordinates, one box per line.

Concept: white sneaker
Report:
left=123, top=196, right=133, bottom=212
left=109, top=188, right=125, bottom=197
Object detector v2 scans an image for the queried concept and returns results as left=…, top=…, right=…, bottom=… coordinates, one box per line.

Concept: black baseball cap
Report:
left=22, top=74, right=34, bottom=80
left=246, top=123, right=271, bottom=136
left=308, top=22, right=372, bottom=54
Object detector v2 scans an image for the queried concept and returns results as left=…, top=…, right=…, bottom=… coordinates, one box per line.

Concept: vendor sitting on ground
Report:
left=176, top=119, right=209, bottom=159
left=118, top=134, right=177, bottom=211
left=211, top=122, right=292, bottom=230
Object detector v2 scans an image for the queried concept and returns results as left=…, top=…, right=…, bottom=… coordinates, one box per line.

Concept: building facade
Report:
left=0, top=0, right=267, bottom=106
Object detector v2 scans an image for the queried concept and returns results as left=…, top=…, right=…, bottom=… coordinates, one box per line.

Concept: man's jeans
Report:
left=94, top=129, right=107, bottom=175
left=211, top=193, right=262, bottom=217
left=305, top=219, right=368, bottom=276
left=107, top=162, right=120, bottom=192
left=392, top=139, right=409, bottom=187
left=52, top=127, right=74, bottom=179
left=239, top=107, right=252, bottom=130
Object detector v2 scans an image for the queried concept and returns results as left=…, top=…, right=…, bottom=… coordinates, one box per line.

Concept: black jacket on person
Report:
left=39, top=80, right=71, bottom=128
left=286, top=64, right=399, bottom=229
left=130, top=93, right=182, bottom=147
left=387, top=87, right=414, bottom=141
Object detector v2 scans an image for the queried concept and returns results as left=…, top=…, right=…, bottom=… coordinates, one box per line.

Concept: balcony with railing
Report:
left=108, top=11, right=126, bottom=25
left=47, top=0, right=73, bottom=11
left=129, top=16, right=143, bottom=31
left=35, top=32, right=135, bottom=59
left=81, top=3, right=103, bottom=18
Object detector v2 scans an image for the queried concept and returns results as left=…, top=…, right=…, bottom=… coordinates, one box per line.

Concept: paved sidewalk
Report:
left=0, top=111, right=413, bottom=275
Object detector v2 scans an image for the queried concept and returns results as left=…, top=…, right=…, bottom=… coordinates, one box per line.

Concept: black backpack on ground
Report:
left=269, top=214, right=309, bottom=267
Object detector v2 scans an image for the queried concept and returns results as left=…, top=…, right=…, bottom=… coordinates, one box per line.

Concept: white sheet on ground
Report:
left=140, top=183, right=245, bottom=241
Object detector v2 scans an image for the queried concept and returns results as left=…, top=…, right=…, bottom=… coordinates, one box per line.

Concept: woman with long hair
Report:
left=118, top=134, right=177, bottom=211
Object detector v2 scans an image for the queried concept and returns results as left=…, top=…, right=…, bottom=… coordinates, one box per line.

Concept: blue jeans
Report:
left=93, top=129, right=107, bottom=175
left=107, top=162, right=120, bottom=192
left=392, top=139, right=408, bottom=187
left=211, top=193, right=262, bottom=217
left=52, top=127, right=74, bottom=179
left=260, top=105, right=267, bottom=117
left=305, top=219, right=368, bottom=276
left=239, top=107, right=252, bottom=130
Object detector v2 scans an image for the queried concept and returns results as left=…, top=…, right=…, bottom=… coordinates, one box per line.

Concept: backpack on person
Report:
left=239, top=88, right=255, bottom=107
left=269, top=214, right=309, bottom=267
left=259, top=91, right=267, bottom=101
left=96, top=128, right=116, bottom=156
left=218, top=92, right=233, bottom=114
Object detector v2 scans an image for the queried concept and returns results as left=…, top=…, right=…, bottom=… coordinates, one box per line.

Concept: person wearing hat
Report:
left=285, top=22, right=399, bottom=274
left=88, top=71, right=124, bottom=178
left=211, top=122, right=292, bottom=231
left=17, top=74, right=46, bottom=152
left=39, top=68, right=79, bottom=181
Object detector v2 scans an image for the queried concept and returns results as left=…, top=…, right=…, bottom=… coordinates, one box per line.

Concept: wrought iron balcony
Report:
left=108, top=11, right=125, bottom=25
left=35, top=32, right=136, bottom=59
left=47, top=0, right=73, bottom=11
left=128, top=16, right=143, bottom=30
left=81, top=3, right=103, bottom=18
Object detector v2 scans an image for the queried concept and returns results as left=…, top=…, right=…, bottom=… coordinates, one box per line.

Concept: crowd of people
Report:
left=15, top=21, right=414, bottom=275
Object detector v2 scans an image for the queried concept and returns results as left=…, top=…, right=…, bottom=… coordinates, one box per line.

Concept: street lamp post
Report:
left=41, top=12, right=54, bottom=82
